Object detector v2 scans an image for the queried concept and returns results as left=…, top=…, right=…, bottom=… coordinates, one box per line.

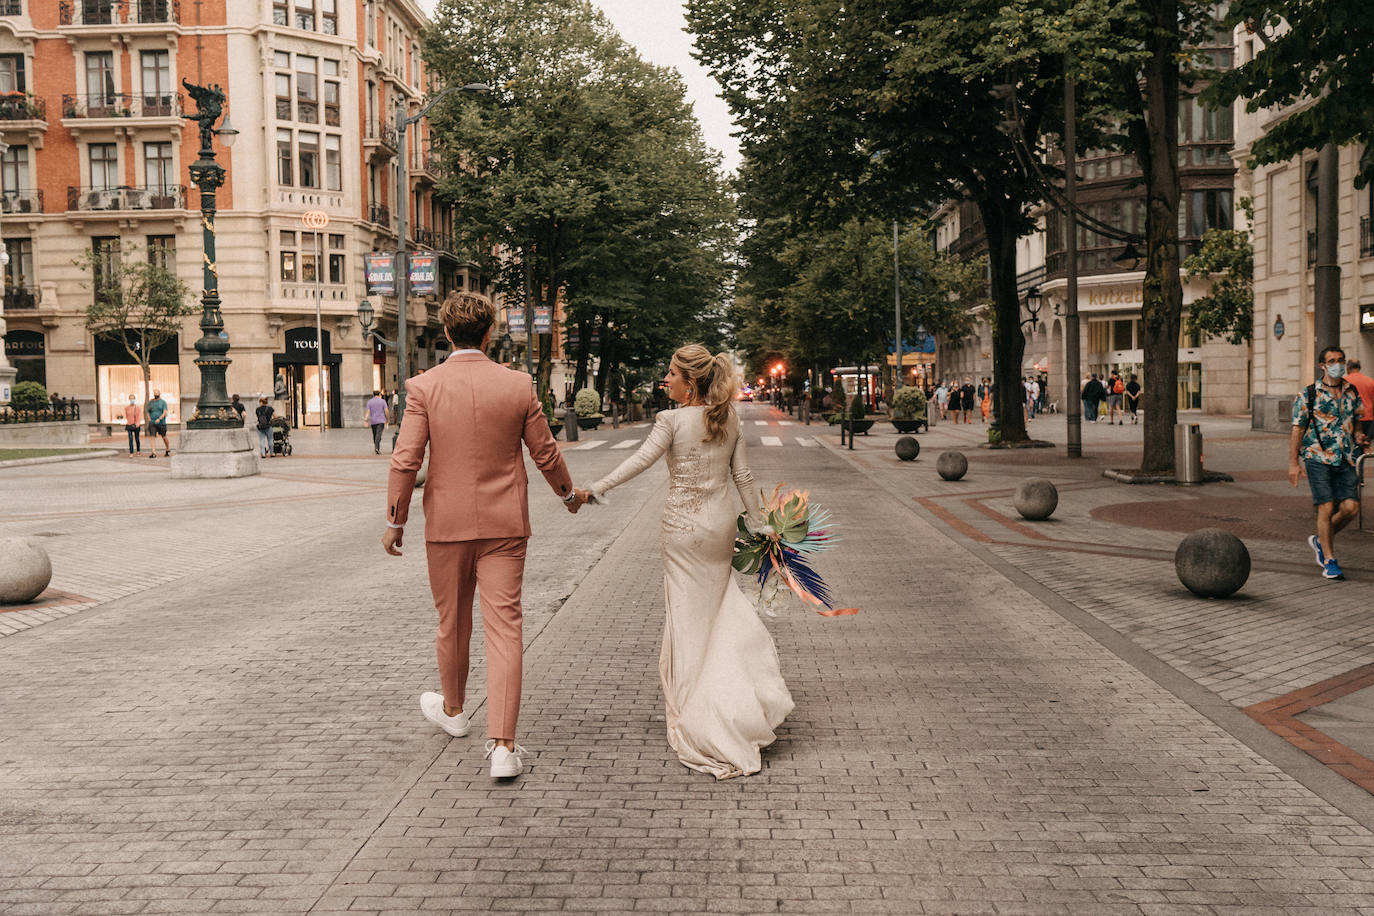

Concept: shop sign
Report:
left=1274, top=315, right=1286, bottom=339
left=94, top=331, right=179, bottom=365
left=534, top=307, right=551, bottom=333
left=282, top=326, right=332, bottom=363
left=4, top=329, right=45, bottom=359
left=1086, top=285, right=1144, bottom=307
left=1361, top=305, right=1374, bottom=333
left=365, top=253, right=395, bottom=296
left=409, top=253, right=437, bottom=295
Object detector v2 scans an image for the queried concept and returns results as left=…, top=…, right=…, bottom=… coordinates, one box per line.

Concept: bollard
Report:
left=564, top=405, right=579, bottom=442
left=611, top=403, right=619, bottom=429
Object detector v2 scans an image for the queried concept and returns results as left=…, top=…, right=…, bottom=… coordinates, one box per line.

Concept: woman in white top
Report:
left=578, top=344, right=794, bottom=779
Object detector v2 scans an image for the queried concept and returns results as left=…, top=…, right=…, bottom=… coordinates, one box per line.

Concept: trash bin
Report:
left=1175, top=422, right=1203, bottom=484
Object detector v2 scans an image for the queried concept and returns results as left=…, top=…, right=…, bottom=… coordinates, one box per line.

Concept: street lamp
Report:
left=182, top=79, right=239, bottom=429
left=1021, top=286, right=1043, bottom=332
left=392, top=81, right=491, bottom=432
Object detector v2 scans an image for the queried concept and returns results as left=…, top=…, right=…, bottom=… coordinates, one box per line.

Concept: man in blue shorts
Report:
left=1290, top=346, right=1368, bottom=580
left=146, top=388, right=171, bottom=458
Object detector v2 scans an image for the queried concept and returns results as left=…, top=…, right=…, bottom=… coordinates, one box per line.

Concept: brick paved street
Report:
left=3, top=404, right=1374, bottom=914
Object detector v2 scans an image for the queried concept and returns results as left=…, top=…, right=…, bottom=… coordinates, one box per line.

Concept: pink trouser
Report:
left=424, top=536, right=527, bottom=740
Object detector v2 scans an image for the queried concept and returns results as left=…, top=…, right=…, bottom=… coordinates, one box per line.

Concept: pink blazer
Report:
left=386, top=352, right=573, bottom=541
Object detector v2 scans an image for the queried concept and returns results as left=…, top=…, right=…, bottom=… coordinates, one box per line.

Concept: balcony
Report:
left=1362, top=217, right=1374, bottom=259
left=0, top=189, right=43, bottom=214
left=363, top=119, right=397, bottom=160
left=368, top=202, right=392, bottom=229
left=66, top=184, right=186, bottom=213
left=59, top=0, right=180, bottom=25
left=0, top=94, right=43, bottom=122
left=0, top=1, right=22, bottom=16
left=62, top=92, right=183, bottom=119
left=4, top=287, right=36, bottom=310
left=410, top=149, right=443, bottom=181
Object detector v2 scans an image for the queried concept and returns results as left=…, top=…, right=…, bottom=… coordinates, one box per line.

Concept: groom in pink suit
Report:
left=382, top=292, right=583, bottom=778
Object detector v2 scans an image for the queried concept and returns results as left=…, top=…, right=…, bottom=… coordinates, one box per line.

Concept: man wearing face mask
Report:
left=1291, top=345, right=1368, bottom=580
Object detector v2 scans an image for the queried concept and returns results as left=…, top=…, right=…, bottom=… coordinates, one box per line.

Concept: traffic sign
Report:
left=301, top=210, right=330, bottom=229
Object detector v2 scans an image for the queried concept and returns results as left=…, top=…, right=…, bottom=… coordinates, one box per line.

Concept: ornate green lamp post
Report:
left=172, top=80, right=257, bottom=478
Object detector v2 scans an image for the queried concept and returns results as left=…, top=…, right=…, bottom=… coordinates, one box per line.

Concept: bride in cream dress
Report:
left=577, top=344, right=794, bottom=779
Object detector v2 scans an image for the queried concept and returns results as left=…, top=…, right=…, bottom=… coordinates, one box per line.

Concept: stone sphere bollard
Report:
left=1014, top=478, right=1058, bottom=520
left=0, top=537, right=53, bottom=604
left=936, top=451, right=968, bottom=481
left=1175, top=528, right=1250, bottom=598
left=895, top=436, right=920, bottom=461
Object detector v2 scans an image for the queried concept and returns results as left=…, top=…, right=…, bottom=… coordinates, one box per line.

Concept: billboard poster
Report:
left=364, top=253, right=395, bottom=296
left=534, top=307, right=551, bottom=333
left=507, top=308, right=526, bottom=333
left=408, top=254, right=437, bottom=295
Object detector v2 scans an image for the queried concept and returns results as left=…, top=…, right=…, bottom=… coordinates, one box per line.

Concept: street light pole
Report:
left=0, top=138, right=14, bottom=405
left=1063, top=62, right=1083, bottom=459
left=893, top=220, right=902, bottom=393
left=391, top=82, right=490, bottom=433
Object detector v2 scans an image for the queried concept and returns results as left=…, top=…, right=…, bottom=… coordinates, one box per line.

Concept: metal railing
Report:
left=62, top=92, right=182, bottom=119
left=368, top=202, right=391, bottom=227
left=1, top=189, right=43, bottom=214
left=0, top=401, right=80, bottom=423
left=59, top=0, right=179, bottom=25
left=364, top=119, right=397, bottom=149
left=0, top=0, right=22, bottom=16
left=411, top=150, right=443, bottom=176
left=4, top=287, right=36, bottom=310
left=0, top=93, right=44, bottom=121
left=66, top=184, right=186, bottom=211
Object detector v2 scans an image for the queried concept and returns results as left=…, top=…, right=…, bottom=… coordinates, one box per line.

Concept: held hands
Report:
left=382, top=526, right=404, bottom=555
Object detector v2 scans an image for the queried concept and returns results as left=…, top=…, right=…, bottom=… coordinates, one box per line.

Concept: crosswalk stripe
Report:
left=778, top=421, right=793, bottom=426
left=610, top=439, right=640, bottom=449
left=761, top=436, right=783, bottom=446
left=571, top=440, right=606, bottom=450
left=797, top=437, right=818, bottom=447
left=754, top=420, right=769, bottom=426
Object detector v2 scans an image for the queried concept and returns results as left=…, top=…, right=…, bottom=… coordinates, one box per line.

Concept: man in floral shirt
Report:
left=1290, top=345, right=1369, bottom=580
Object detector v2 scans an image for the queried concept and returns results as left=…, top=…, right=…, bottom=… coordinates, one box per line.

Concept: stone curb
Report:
left=1103, top=468, right=1236, bottom=484
left=0, top=449, right=120, bottom=469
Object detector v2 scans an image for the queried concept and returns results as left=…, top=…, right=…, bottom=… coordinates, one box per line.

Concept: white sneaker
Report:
left=419, top=691, right=470, bottom=737
left=485, top=739, right=527, bottom=778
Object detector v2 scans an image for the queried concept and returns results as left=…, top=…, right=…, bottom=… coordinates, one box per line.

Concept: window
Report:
left=323, top=60, right=340, bottom=126
left=280, top=230, right=297, bottom=282
left=1185, top=189, right=1233, bottom=238
left=144, top=142, right=173, bottom=190
left=1181, top=98, right=1233, bottom=144
left=275, top=72, right=291, bottom=120
left=322, top=0, right=336, bottom=35
left=324, top=135, right=341, bottom=191
left=1, top=144, right=28, bottom=192
left=85, top=51, right=115, bottom=105
left=1111, top=319, right=1134, bottom=351
left=140, top=51, right=170, bottom=112
left=296, top=55, right=317, bottom=123
left=272, top=0, right=288, bottom=26
left=5, top=238, right=32, bottom=291
left=147, top=235, right=174, bottom=270
left=89, top=143, right=118, bottom=189
left=365, top=79, right=375, bottom=125
left=92, top=236, right=120, bottom=299
left=298, top=132, right=319, bottom=188
left=294, top=0, right=314, bottom=30
left=300, top=232, right=319, bottom=282
left=0, top=54, right=24, bottom=93
left=328, top=233, right=345, bottom=284
left=277, top=129, right=293, bottom=185
left=365, top=0, right=375, bottom=46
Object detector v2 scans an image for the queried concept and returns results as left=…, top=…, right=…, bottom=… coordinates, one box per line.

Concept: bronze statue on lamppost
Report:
left=182, top=78, right=238, bottom=429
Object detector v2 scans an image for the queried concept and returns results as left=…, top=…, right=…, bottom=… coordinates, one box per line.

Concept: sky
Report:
left=414, top=0, right=742, bottom=175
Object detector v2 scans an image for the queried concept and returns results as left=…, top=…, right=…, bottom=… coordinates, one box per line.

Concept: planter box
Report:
left=0, top=420, right=89, bottom=447
left=843, top=418, right=875, bottom=435
left=547, top=419, right=564, bottom=440
left=891, top=419, right=926, bottom=433
left=576, top=416, right=603, bottom=430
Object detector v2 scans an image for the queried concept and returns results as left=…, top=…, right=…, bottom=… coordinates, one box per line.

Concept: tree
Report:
left=1213, top=1, right=1374, bottom=184
left=1183, top=199, right=1255, bottom=345
left=77, top=242, right=196, bottom=408
left=423, top=0, right=733, bottom=401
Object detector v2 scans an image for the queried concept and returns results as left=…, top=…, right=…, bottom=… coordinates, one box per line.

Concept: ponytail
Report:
left=670, top=343, right=738, bottom=442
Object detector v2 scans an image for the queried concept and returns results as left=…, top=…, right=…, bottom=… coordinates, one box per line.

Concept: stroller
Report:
left=271, top=422, right=292, bottom=456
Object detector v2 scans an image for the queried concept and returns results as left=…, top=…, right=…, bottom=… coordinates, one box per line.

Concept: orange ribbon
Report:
left=817, top=607, right=859, bottom=617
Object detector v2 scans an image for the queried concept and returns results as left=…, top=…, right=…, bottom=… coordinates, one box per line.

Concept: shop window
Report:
left=1111, top=319, right=1134, bottom=351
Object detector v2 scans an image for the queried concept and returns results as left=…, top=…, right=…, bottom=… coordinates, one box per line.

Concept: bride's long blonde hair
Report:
left=672, top=343, right=738, bottom=442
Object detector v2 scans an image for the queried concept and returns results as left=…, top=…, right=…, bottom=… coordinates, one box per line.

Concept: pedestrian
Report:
left=364, top=389, right=390, bottom=454
left=980, top=377, right=992, bottom=423
left=1291, top=346, right=1368, bottom=580
left=1039, top=375, right=1051, bottom=414
left=1107, top=372, right=1125, bottom=424
left=146, top=388, right=171, bottom=457
left=1344, top=359, right=1374, bottom=446
left=383, top=292, right=580, bottom=779
left=935, top=382, right=949, bottom=420
left=959, top=377, right=975, bottom=424
left=230, top=393, right=246, bottom=425
left=1027, top=376, right=1040, bottom=419
left=122, top=395, right=141, bottom=457
left=1125, top=374, right=1142, bottom=423
left=255, top=396, right=274, bottom=458
left=1081, top=373, right=1104, bottom=423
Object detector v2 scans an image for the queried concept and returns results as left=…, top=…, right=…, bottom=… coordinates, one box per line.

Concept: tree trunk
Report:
left=1136, top=0, right=1183, bottom=473
left=573, top=318, right=592, bottom=393
left=979, top=196, right=1029, bottom=444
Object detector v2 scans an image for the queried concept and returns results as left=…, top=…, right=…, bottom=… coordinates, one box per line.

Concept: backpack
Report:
left=1112, top=378, right=1124, bottom=394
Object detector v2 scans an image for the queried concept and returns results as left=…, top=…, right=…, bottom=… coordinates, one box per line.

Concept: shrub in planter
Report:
left=10, top=381, right=48, bottom=410
left=849, top=394, right=866, bottom=420
left=574, top=387, right=603, bottom=419
left=890, top=386, right=927, bottom=432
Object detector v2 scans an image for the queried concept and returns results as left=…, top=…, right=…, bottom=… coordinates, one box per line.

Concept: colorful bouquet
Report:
left=733, top=485, right=853, bottom=617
